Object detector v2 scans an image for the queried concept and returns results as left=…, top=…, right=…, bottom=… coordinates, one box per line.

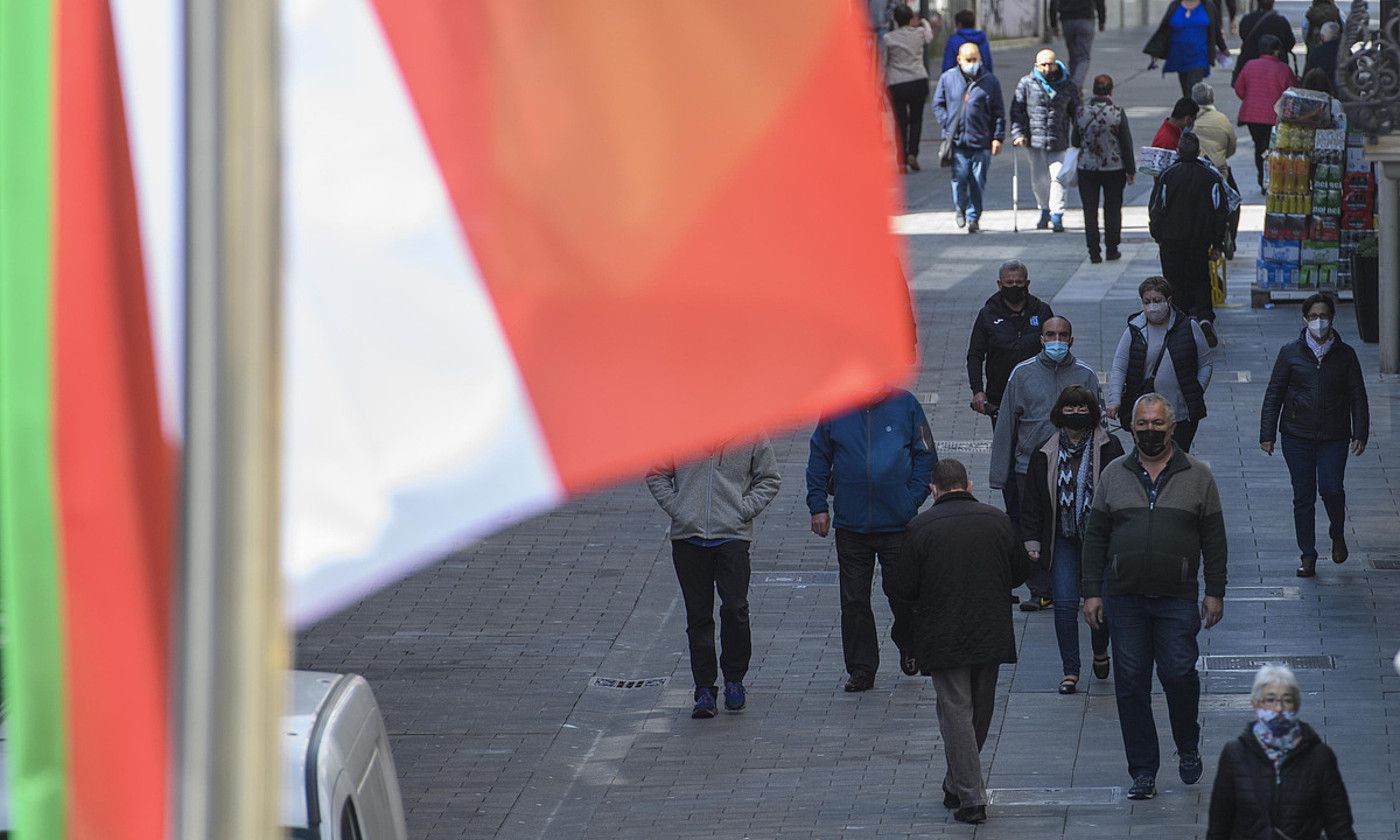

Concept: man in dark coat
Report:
left=895, top=459, right=1028, bottom=825
left=1233, top=0, right=1296, bottom=85
left=1149, top=133, right=1230, bottom=346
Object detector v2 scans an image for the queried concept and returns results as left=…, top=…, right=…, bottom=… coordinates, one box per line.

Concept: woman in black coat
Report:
left=1207, top=664, right=1357, bottom=840
left=1259, top=293, right=1369, bottom=578
left=1020, top=385, right=1124, bottom=694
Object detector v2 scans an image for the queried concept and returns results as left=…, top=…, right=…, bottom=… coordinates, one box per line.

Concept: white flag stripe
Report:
left=279, top=0, right=563, bottom=625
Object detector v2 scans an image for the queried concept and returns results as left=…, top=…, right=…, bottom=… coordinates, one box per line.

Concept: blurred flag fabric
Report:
left=1, top=0, right=908, bottom=831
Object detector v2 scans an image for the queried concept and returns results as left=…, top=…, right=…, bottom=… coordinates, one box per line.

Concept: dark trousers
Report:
left=672, top=540, right=752, bottom=688
left=1105, top=594, right=1202, bottom=779
left=1078, top=169, right=1127, bottom=256
left=1050, top=535, right=1110, bottom=677
left=1003, top=472, right=1053, bottom=600
left=1281, top=434, right=1349, bottom=559
left=888, top=79, right=929, bottom=164
left=1224, top=168, right=1242, bottom=242
left=1177, top=66, right=1207, bottom=98
left=1158, top=238, right=1215, bottom=324
left=834, top=528, right=914, bottom=677
left=1246, top=122, right=1273, bottom=189
left=1173, top=418, right=1200, bottom=453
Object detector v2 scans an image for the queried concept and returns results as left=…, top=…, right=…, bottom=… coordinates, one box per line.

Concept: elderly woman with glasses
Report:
left=1207, top=664, right=1357, bottom=840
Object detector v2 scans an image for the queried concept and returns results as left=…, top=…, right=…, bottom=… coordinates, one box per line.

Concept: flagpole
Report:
left=178, top=0, right=284, bottom=837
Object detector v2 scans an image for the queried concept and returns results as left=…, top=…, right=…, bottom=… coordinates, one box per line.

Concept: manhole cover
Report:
left=1370, top=558, right=1400, bottom=570
left=989, top=787, right=1121, bottom=806
left=1227, top=586, right=1301, bottom=601
left=590, top=677, right=669, bottom=690
left=1200, top=655, right=1334, bottom=672
left=938, top=440, right=993, bottom=454
left=755, top=571, right=838, bottom=586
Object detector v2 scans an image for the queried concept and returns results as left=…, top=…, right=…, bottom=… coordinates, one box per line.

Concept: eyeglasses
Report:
left=1257, top=695, right=1298, bottom=709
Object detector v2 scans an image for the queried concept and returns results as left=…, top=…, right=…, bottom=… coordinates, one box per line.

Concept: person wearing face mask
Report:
left=933, top=42, right=1005, bottom=233
left=1081, top=393, right=1228, bottom=801
left=1108, top=277, right=1214, bottom=452
left=1259, top=293, right=1369, bottom=578
left=1148, top=133, right=1230, bottom=347
left=1010, top=49, right=1081, bottom=232
left=1020, top=386, right=1124, bottom=694
left=989, top=316, right=1101, bottom=611
left=1206, top=664, right=1357, bottom=840
left=966, top=260, right=1055, bottom=426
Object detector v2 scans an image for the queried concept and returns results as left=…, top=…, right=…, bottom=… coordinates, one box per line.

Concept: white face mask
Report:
left=1144, top=302, right=1170, bottom=323
left=1307, top=317, right=1331, bottom=339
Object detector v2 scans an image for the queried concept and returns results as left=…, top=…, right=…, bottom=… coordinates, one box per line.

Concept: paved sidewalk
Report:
left=297, top=26, right=1400, bottom=839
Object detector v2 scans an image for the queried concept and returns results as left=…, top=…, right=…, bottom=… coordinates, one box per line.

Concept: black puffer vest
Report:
left=1124, top=308, right=1206, bottom=421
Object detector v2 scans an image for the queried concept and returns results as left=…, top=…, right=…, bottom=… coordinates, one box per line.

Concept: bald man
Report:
left=1010, top=49, right=1081, bottom=232
left=932, top=43, right=1005, bottom=233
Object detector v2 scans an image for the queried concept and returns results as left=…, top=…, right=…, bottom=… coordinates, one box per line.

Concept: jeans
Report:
left=834, top=528, right=915, bottom=676
left=1077, top=169, right=1126, bottom=255
left=1028, top=147, right=1068, bottom=215
left=1281, top=434, right=1349, bottom=559
left=1177, top=66, right=1208, bottom=98
left=1051, top=535, right=1110, bottom=677
left=931, top=664, right=1000, bottom=808
left=951, top=146, right=991, bottom=222
left=1061, top=18, right=1097, bottom=89
left=1104, top=594, right=1202, bottom=779
left=1004, top=472, right=1053, bottom=600
left=1246, top=122, right=1273, bottom=189
left=888, top=79, right=929, bottom=164
left=672, top=539, right=752, bottom=688
left=1158, top=238, right=1215, bottom=324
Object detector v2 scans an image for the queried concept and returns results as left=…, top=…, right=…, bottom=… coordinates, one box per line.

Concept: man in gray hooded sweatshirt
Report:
left=647, top=440, right=781, bottom=719
left=990, top=316, right=1102, bottom=609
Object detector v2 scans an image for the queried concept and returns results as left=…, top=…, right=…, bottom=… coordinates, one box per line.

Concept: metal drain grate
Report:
left=989, top=787, right=1121, bottom=806
left=754, top=571, right=838, bottom=587
left=938, top=440, right=993, bottom=454
left=1200, top=655, right=1334, bottom=672
left=590, top=677, right=669, bottom=690
left=1370, top=558, right=1400, bottom=570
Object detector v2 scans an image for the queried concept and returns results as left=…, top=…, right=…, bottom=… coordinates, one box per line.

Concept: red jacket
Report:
left=1233, top=55, right=1297, bottom=125
left=1151, top=119, right=1182, bottom=150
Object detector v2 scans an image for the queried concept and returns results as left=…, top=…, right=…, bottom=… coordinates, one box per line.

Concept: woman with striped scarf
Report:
left=1020, top=385, right=1124, bottom=694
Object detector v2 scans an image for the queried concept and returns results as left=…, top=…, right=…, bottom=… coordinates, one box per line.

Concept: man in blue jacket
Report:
left=807, top=388, right=938, bottom=692
left=933, top=43, right=1005, bottom=233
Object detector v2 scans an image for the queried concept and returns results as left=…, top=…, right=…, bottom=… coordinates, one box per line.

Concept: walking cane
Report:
left=1012, top=144, right=1020, bottom=232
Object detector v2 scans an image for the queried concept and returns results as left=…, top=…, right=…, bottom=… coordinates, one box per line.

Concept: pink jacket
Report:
left=1233, top=55, right=1298, bottom=125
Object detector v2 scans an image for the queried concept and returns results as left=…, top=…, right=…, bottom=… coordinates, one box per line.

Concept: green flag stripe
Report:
left=0, top=0, right=69, bottom=837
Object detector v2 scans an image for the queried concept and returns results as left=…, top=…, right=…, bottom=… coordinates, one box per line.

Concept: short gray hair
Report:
left=1132, top=392, right=1176, bottom=422
left=1190, top=81, right=1215, bottom=105
left=1320, top=21, right=1341, bottom=40
left=998, top=259, right=1029, bottom=281
left=1251, top=663, right=1302, bottom=708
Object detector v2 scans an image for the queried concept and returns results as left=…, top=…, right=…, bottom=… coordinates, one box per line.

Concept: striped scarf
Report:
left=1056, top=431, right=1094, bottom=539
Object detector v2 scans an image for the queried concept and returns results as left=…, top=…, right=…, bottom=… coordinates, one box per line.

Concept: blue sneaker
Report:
left=1179, top=749, right=1203, bottom=784
left=1128, top=775, right=1157, bottom=800
left=723, top=681, right=746, bottom=712
left=691, top=686, right=717, bottom=719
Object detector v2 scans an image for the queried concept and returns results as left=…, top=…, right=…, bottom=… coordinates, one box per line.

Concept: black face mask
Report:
left=1001, top=286, right=1027, bottom=305
left=1134, top=429, right=1169, bottom=458
left=1061, top=413, right=1094, bottom=431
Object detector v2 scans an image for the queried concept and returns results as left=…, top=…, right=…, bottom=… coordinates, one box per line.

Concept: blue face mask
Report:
left=962, top=61, right=981, bottom=76
left=1043, top=341, right=1070, bottom=362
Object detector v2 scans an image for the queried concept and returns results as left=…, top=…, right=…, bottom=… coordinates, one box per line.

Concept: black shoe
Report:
left=1332, top=536, right=1349, bottom=564
left=967, top=220, right=980, bottom=234
left=844, top=673, right=874, bottom=693
left=942, top=785, right=960, bottom=809
left=723, top=680, right=746, bottom=712
left=1093, top=654, right=1111, bottom=680
left=1036, top=210, right=1051, bottom=230
left=954, top=805, right=987, bottom=824
left=1199, top=320, right=1219, bottom=348
left=691, top=686, right=718, bottom=719
left=1058, top=676, right=1079, bottom=694
left=1089, top=252, right=1103, bottom=264
left=1298, top=555, right=1317, bottom=578
left=1127, top=775, right=1157, bottom=800
left=1179, top=749, right=1203, bottom=785
left=1052, top=215, right=1066, bottom=233
left=1106, top=249, right=1122, bottom=261
left=900, top=651, right=919, bottom=676
left=1019, top=596, right=1053, bottom=612
left=956, top=211, right=966, bottom=229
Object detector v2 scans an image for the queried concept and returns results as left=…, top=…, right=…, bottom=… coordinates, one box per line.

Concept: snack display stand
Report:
left=1253, top=88, right=1377, bottom=307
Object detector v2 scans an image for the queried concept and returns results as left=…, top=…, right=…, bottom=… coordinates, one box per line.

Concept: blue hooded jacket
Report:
left=942, top=28, right=994, bottom=73
left=806, top=390, right=938, bottom=534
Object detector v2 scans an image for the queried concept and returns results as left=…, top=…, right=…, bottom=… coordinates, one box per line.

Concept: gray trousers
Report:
left=931, top=663, right=1000, bottom=808
left=1061, top=18, right=1096, bottom=89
